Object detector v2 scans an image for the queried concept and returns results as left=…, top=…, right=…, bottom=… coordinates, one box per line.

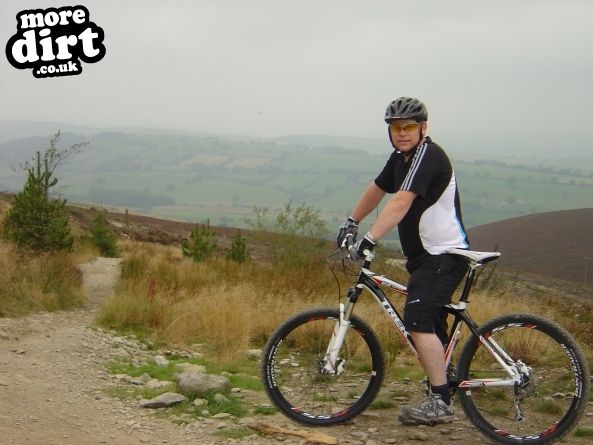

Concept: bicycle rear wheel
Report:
left=261, top=307, right=384, bottom=426
left=457, top=313, right=590, bottom=445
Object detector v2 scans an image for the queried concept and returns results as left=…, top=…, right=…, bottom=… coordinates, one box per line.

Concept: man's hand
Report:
left=350, top=233, right=376, bottom=261
left=336, top=216, right=359, bottom=248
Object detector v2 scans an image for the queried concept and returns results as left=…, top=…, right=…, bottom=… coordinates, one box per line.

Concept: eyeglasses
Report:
left=389, top=122, right=420, bottom=133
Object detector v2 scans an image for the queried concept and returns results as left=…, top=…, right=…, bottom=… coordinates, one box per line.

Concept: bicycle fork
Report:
left=321, top=289, right=359, bottom=374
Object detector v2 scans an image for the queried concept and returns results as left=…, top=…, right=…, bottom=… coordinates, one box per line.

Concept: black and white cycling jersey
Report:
left=374, top=136, right=469, bottom=259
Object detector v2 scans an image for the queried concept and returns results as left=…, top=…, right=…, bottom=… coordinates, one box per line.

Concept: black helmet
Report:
left=384, top=97, right=428, bottom=123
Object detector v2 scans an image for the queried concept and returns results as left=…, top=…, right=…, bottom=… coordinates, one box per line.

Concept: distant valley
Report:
left=1, top=121, right=591, bottom=244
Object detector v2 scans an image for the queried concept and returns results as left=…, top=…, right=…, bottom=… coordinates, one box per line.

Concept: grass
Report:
left=573, top=427, right=593, bottom=438
left=104, top=381, right=247, bottom=419
left=105, top=354, right=254, bottom=421
left=253, top=406, right=277, bottom=415
left=370, top=399, right=396, bottom=410
left=109, top=358, right=181, bottom=381
left=228, top=373, right=263, bottom=391
left=390, top=389, right=411, bottom=398
left=533, top=399, right=564, bottom=415
left=96, top=240, right=338, bottom=359
left=204, top=393, right=247, bottom=417
left=0, top=242, right=85, bottom=316
left=92, top=234, right=592, bottom=393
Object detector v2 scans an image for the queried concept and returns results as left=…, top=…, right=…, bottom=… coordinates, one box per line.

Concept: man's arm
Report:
left=351, top=182, right=386, bottom=222
left=368, top=190, right=416, bottom=240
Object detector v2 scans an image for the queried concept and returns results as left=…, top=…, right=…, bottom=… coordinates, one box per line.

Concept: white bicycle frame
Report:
left=322, top=256, right=525, bottom=390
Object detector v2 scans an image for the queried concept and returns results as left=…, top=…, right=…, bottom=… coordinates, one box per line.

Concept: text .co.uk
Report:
left=5, top=5, right=106, bottom=78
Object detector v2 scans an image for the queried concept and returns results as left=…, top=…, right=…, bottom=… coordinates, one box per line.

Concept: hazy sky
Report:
left=1, top=0, right=592, bottom=156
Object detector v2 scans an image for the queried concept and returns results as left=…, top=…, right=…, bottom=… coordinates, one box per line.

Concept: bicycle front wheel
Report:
left=458, top=313, right=590, bottom=445
left=261, top=307, right=384, bottom=426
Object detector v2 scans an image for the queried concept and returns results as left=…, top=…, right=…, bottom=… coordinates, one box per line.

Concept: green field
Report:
left=0, top=129, right=591, bottom=230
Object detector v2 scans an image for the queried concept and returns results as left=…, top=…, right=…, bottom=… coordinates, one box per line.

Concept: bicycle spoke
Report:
left=458, top=314, right=589, bottom=444
left=262, top=308, right=384, bottom=425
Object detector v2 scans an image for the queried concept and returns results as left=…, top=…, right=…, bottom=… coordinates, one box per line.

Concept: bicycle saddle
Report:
left=449, top=248, right=501, bottom=264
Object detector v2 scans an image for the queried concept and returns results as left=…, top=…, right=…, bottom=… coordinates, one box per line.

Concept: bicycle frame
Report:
left=323, top=256, right=525, bottom=390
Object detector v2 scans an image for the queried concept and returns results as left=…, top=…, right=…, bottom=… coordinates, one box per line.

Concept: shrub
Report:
left=2, top=131, right=85, bottom=252
left=89, top=209, right=118, bottom=257
left=246, top=201, right=327, bottom=269
left=181, top=220, right=217, bottom=262
left=227, top=230, right=247, bottom=263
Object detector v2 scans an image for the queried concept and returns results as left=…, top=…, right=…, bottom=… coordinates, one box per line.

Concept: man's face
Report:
left=388, top=119, right=427, bottom=152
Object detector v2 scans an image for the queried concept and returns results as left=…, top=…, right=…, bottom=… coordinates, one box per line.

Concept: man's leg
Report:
left=398, top=254, right=467, bottom=425
left=398, top=331, right=454, bottom=425
left=410, top=331, right=446, bottom=386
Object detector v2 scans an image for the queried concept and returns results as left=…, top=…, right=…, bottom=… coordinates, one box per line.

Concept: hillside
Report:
left=1, top=121, right=593, bottom=230
left=1, top=189, right=590, bottom=286
left=99, top=205, right=593, bottom=288
left=467, top=208, right=593, bottom=285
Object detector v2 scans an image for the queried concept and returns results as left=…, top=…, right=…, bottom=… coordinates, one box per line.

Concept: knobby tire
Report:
left=261, top=307, right=385, bottom=426
left=457, top=313, right=590, bottom=445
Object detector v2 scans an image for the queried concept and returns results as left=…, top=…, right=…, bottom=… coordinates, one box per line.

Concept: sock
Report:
left=430, top=383, right=451, bottom=405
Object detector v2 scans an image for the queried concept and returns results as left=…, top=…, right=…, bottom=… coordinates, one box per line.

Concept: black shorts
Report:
left=403, top=253, right=468, bottom=345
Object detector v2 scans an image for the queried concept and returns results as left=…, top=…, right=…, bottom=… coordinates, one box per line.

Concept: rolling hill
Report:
left=467, top=208, right=593, bottom=285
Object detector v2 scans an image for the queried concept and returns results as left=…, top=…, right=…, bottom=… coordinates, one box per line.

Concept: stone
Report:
left=351, top=431, right=368, bottom=439
left=193, top=398, right=207, bottom=407
left=408, top=430, right=429, bottom=441
left=139, top=392, right=186, bottom=408
left=212, top=412, right=232, bottom=419
left=145, top=379, right=173, bottom=389
left=154, top=355, right=169, bottom=367
left=175, top=372, right=230, bottom=397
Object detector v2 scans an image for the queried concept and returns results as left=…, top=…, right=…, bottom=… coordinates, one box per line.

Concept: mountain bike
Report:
left=261, top=240, right=590, bottom=445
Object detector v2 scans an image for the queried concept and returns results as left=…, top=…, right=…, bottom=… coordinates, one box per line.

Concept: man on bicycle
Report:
left=337, top=97, right=470, bottom=426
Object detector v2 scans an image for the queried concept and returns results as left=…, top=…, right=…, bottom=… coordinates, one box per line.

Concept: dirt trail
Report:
left=0, top=258, right=190, bottom=445
left=0, top=258, right=590, bottom=445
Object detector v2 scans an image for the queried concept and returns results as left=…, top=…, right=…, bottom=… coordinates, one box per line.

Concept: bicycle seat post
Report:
left=459, top=264, right=477, bottom=303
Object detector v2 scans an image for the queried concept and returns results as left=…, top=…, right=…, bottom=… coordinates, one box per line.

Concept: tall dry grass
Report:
left=0, top=241, right=85, bottom=316
left=97, top=240, right=340, bottom=359
left=97, top=239, right=592, bottom=363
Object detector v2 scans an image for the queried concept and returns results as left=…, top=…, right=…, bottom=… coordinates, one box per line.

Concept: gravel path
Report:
left=0, top=257, right=590, bottom=445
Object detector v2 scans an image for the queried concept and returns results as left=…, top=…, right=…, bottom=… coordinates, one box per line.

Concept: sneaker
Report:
left=398, top=392, right=454, bottom=426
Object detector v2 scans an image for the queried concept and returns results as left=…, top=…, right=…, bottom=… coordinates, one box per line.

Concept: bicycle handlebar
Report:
left=343, top=234, right=375, bottom=266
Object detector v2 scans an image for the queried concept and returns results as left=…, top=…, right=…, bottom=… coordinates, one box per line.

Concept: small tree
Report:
left=246, top=200, right=327, bottom=268
left=89, top=209, right=118, bottom=257
left=181, top=220, right=217, bottom=262
left=227, top=229, right=247, bottom=263
left=2, top=131, right=86, bottom=251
